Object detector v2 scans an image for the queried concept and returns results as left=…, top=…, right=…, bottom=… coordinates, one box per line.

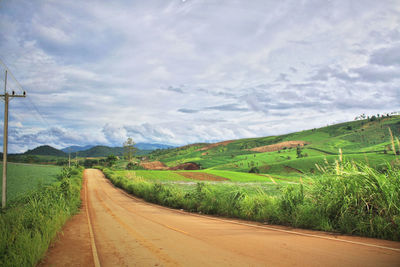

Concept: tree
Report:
left=123, top=137, right=137, bottom=162
left=106, top=154, right=118, bottom=167
left=84, top=159, right=98, bottom=168
left=296, top=145, right=303, bottom=158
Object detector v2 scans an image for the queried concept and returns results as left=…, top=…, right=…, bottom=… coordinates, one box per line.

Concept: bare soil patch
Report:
left=140, top=161, right=169, bottom=170
left=197, top=140, right=234, bottom=151
left=170, top=162, right=201, bottom=170
left=141, top=161, right=201, bottom=171
left=249, top=140, right=308, bottom=153
left=176, top=172, right=230, bottom=181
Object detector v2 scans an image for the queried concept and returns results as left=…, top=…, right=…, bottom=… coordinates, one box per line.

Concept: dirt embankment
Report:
left=140, top=161, right=169, bottom=170
left=169, top=162, right=200, bottom=170
left=197, top=140, right=234, bottom=151
left=176, top=172, right=230, bottom=181
left=140, top=161, right=201, bottom=171
left=249, top=140, right=308, bottom=153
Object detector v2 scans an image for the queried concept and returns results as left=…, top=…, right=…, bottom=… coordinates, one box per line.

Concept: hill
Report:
left=146, top=115, right=400, bottom=175
left=77, top=146, right=124, bottom=157
left=61, top=145, right=94, bottom=153
left=62, top=143, right=173, bottom=154
left=24, top=145, right=67, bottom=157
left=135, top=142, right=175, bottom=150
left=19, top=144, right=154, bottom=159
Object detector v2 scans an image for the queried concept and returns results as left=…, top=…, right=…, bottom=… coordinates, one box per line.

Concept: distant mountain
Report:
left=61, top=143, right=174, bottom=157
left=135, top=143, right=175, bottom=150
left=24, top=145, right=67, bottom=157
left=62, top=145, right=94, bottom=153
left=77, top=146, right=124, bottom=157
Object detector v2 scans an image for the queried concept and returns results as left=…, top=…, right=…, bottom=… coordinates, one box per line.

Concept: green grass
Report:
left=0, top=167, right=83, bottom=267
left=0, top=163, right=62, bottom=203
left=116, top=169, right=303, bottom=184
left=261, top=153, right=396, bottom=175
left=200, top=169, right=275, bottom=182
left=115, top=170, right=192, bottom=181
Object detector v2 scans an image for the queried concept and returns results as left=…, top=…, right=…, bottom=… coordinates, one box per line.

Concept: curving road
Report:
left=40, top=169, right=400, bottom=266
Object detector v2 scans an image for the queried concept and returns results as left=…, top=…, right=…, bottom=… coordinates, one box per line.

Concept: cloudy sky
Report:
left=0, top=0, right=400, bottom=152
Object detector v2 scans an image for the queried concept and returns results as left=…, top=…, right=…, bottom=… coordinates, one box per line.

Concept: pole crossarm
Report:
left=0, top=94, right=26, bottom=98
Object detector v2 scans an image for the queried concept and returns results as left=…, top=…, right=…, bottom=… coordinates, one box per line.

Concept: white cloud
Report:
left=0, top=0, right=399, bottom=152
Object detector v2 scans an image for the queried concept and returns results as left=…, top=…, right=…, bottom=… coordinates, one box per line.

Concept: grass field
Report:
left=116, top=168, right=305, bottom=184
left=115, top=170, right=192, bottom=181
left=0, top=163, right=62, bottom=203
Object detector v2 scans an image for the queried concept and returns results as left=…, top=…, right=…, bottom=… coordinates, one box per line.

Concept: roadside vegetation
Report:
left=0, top=166, right=83, bottom=267
left=101, top=157, right=400, bottom=241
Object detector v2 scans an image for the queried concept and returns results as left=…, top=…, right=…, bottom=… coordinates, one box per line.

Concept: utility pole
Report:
left=1, top=70, right=26, bottom=209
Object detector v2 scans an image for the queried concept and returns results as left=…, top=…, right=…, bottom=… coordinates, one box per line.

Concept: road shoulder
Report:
left=38, top=173, right=94, bottom=267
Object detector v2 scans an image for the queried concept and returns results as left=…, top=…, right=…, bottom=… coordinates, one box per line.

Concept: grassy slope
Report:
left=0, top=163, right=62, bottom=202
left=115, top=170, right=192, bottom=181
left=147, top=116, right=400, bottom=176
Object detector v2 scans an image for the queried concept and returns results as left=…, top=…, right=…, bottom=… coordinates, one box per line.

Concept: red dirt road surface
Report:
left=41, top=169, right=400, bottom=266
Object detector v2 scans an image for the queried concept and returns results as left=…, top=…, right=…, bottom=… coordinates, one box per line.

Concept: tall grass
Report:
left=0, top=167, right=83, bottom=267
left=101, top=161, right=400, bottom=241
left=294, top=162, right=400, bottom=239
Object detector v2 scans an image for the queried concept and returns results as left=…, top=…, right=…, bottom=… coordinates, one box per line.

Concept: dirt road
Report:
left=41, top=169, right=400, bottom=266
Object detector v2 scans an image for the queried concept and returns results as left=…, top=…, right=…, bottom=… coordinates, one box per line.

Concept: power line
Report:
left=0, top=58, right=67, bottom=155
left=0, top=58, right=24, bottom=92
left=0, top=58, right=53, bottom=133
left=26, top=96, right=52, bottom=129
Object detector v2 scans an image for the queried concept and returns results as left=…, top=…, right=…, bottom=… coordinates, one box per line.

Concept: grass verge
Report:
left=0, top=166, right=83, bottom=267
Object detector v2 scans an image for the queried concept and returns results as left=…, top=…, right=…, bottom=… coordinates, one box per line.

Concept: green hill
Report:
left=77, top=146, right=124, bottom=157
left=24, top=145, right=67, bottom=157
left=147, top=115, right=400, bottom=176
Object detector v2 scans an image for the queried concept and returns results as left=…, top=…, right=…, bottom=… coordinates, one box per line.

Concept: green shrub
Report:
left=248, top=167, right=260, bottom=173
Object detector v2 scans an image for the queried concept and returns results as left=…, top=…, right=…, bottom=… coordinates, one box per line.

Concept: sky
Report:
left=0, top=0, right=400, bottom=153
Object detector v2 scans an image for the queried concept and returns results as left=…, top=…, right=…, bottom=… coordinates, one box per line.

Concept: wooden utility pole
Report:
left=1, top=70, right=26, bottom=209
